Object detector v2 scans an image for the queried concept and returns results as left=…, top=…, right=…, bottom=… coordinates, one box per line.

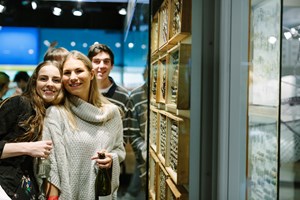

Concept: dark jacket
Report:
left=0, top=96, right=39, bottom=198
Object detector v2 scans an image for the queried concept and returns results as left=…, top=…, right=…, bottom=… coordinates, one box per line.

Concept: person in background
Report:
left=87, top=43, right=131, bottom=192
left=0, top=60, right=63, bottom=200
left=13, top=71, right=30, bottom=95
left=0, top=72, right=10, bottom=101
left=87, top=43, right=130, bottom=122
left=43, top=41, right=69, bottom=65
left=40, top=50, right=126, bottom=200
left=121, top=67, right=148, bottom=200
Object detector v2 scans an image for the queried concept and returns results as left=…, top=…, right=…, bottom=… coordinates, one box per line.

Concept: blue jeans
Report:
left=126, top=164, right=142, bottom=197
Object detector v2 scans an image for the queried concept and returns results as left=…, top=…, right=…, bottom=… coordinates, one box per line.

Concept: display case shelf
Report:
left=150, top=106, right=159, bottom=153
left=158, top=0, right=171, bottom=51
left=150, top=59, right=159, bottom=103
left=157, top=54, right=168, bottom=104
left=157, top=0, right=191, bottom=51
left=168, top=0, right=191, bottom=44
left=164, top=112, right=190, bottom=185
left=166, top=178, right=189, bottom=200
left=166, top=43, right=191, bottom=111
left=150, top=43, right=191, bottom=111
left=151, top=11, right=159, bottom=55
left=150, top=54, right=168, bottom=104
left=156, top=109, right=190, bottom=185
left=149, top=148, right=159, bottom=200
left=157, top=111, right=168, bottom=166
left=149, top=0, right=191, bottom=197
left=157, top=162, right=170, bottom=200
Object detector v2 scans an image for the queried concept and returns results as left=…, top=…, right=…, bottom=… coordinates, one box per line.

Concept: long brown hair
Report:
left=16, top=60, right=62, bottom=142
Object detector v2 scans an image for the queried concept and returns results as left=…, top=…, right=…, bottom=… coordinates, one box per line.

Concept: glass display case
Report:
left=279, top=0, right=300, bottom=199
left=247, top=0, right=281, bottom=199
left=248, top=0, right=300, bottom=199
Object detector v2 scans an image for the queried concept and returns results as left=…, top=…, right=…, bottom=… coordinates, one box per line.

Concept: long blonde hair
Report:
left=61, top=50, right=112, bottom=129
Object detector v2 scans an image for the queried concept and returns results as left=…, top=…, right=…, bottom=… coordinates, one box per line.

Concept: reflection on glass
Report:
left=248, top=116, right=278, bottom=199
left=247, top=0, right=281, bottom=199
left=279, top=1, right=300, bottom=199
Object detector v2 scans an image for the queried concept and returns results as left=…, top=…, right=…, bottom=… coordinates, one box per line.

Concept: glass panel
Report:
left=247, top=0, right=281, bottom=199
left=279, top=1, right=300, bottom=199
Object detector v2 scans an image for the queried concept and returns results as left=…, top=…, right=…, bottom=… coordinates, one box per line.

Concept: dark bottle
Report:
left=95, top=153, right=112, bottom=200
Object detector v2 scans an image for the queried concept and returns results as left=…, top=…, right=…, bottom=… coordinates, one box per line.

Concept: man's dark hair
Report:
left=13, top=71, right=30, bottom=82
left=87, top=43, right=115, bottom=65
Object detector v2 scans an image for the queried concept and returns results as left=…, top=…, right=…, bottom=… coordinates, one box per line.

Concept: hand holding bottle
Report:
left=93, top=150, right=112, bottom=200
left=91, top=150, right=112, bottom=169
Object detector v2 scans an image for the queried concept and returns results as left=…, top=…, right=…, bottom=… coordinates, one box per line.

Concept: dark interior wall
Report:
left=0, top=0, right=126, bottom=30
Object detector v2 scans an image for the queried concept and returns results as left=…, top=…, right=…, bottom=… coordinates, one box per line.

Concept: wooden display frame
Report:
left=157, top=53, right=168, bottom=104
left=165, top=112, right=190, bottom=185
left=150, top=58, right=159, bottom=104
left=157, top=110, right=168, bottom=166
left=166, top=43, right=191, bottom=111
left=156, top=109, right=190, bottom=185
left=158, top=0, right=191, bottom=51
left=150, top=55, right=168, bottom=104
left=168, top=0, right=192, bottom=44
left=151, top=11, right=159, bottom=55
left=149, top=0, right=192, bottom=197
left=157, top=162, right=170, bottom=200
left=158, top=0, right=171, bottom=50
left=166, top=178, right=189, bottom=200
left=150, top=106, right=159, bottom=152
left=149, top=148, right=159, bottom=200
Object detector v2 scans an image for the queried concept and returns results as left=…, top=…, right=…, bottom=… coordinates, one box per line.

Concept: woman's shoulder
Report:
left=45, top=105, right=64, bottom=117
left=1, top=95, right=31, bottom=110
left=2, top=95, right=23, bottom=104
left=102, top=103, right=122, bottom=119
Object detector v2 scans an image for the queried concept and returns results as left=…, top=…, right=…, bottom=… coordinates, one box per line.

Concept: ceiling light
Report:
left=0, top=4, right=5, bottom=13
left=53, top=6, right=62, bottom=16
left=118, top=8, right=126, bottom=15
left=128, top=42, right=134, bottom=48
left=290, top=28, right=298, bottom=36
left=268, top=36, right=277, bottom=44
left=284, top=32, right=292, bottom=40
left=31, top=1, right=37, bottom=10
left=72, top=8, right=83, bottom=16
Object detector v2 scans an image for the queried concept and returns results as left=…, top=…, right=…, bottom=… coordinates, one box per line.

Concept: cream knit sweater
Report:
left=40, top=96, right=125, bottom=200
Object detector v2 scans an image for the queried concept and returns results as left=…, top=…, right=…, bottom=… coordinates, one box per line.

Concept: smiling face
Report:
left=36, top=64, right=62, bottom=103
left=91, top=51, right=113, bottom=86
left=63, top=56, right=94, bottom=101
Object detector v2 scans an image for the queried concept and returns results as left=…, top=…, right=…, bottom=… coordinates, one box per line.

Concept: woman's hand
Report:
left=1, top=140, right=53, bottom=159
left=27, top=140, right=53, bottom=158
left=91, top=150, right=112, bottom=169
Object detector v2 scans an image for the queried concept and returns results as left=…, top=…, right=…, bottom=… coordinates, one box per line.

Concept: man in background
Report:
left=87, top=43, right=131, bottom=197
left=13, top=71, right=29, bottom=94
left=87, top=43, right=130, bottom=115
left=121, top=66, right=148, bottom=200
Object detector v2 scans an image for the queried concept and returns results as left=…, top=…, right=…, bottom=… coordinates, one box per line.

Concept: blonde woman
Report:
left=41, top=50, right=125, bottom=200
